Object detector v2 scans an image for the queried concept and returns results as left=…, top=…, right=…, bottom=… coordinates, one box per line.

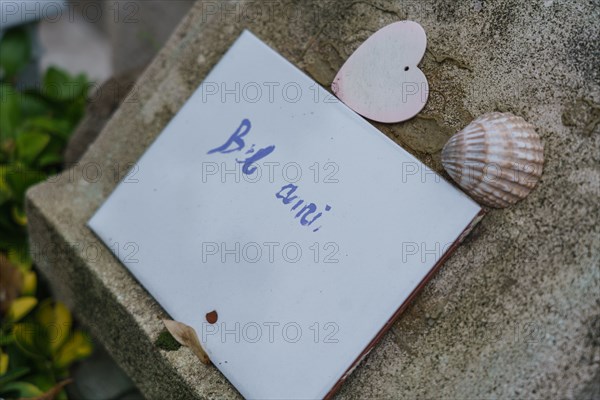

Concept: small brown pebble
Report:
left=206, top=310, right=218, bottom=324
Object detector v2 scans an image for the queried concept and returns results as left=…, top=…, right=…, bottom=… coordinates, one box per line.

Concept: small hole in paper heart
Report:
left=404, top=66, right=410, bottom=71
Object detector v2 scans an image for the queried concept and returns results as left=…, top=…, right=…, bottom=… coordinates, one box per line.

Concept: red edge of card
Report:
left=324, top=209, right=486, bottom=399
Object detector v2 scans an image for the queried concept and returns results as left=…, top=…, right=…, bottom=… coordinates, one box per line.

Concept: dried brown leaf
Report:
left=0, top=253, right=23, bottom=314
left=162, top=319, right=210, bottom=364
left=22, top=379, right=73, bottom=400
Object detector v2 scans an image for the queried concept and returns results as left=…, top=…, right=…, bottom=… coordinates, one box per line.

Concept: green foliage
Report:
left=0, top=26, right=92, bottom=399
left=0, top=28, right=31, bottom=81
left=155, top=330, right=182, bottom=351
left=0, top=28, right=89, bottom=253
left=1, top=381, right=44, bottom=398
left=1, top=258, right=93, bottom=399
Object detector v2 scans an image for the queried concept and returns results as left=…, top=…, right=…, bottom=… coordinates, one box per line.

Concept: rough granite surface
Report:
left=26, top=1, right=599, bottom=399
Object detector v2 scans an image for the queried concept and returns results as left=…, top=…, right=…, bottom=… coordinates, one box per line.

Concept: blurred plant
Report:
left=1, top=26, right=88, bottom=252
left=0, top=26, right=92, bottom=399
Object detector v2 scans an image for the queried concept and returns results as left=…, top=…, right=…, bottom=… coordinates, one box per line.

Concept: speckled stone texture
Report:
left=26, top=1, right=599, bottom=399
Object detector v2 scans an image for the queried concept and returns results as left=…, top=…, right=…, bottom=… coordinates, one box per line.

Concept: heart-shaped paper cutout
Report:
left=332, top=21, right=429, bottom=123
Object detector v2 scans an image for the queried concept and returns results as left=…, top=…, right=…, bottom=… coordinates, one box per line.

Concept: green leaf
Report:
left=0, top=164, right=9, bottom=191
left=0, top=330, right=15, bottom=346
left=37, top=152, right=63, bottom=167
left=0, top=366, right=29, bottom=386
left=0, top=381, right=44, bottom=398
left=16, top=131, right=50, bottom=165
left=0, top=27, right=31, bottom=80
left=53, top=331, right=93, bottom=369
left=57, top=386, right=69, bottom=400
left=0, top=84, right=21, bottom=141
left=0, top=350, right=7, bottom=375
left=7, top=247, right=32, bottom=271
left=18, top=94, right=50, bottom=120
left=62, top=95, right=87, bottom=125
left=7, top=296, right=37, bottom=322
left=22, top=117, right=71, bottom=139
left=27, top=378, right=72, bottom=400
left=11, top=204, right=27, bottom=226
left=13, top=323, right=51, bottom=359
left=4, top=344, right=29, bottom=371
left=4, top=163, right=47, bottom=205
left=26, top=373, right=55, bottom=393
left=21, top=270, right=37, bottom=296
left=0, top=186, right=10, bottom=207
left=43, top=68, right=88, bottom=102
left=35, top=300, right=72, bottom=354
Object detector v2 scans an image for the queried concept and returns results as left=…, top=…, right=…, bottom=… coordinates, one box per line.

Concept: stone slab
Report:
left=26, top=1, right=599, bottom=399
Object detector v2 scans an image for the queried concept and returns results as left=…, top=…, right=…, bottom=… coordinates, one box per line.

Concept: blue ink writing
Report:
left=207, top=119, right=332, bottom=232
left=207, top=119, right=276, bottom=176
left=276, top=183, right=332, bottom=232
left=207, top=118, right=251, bottom=154
left=237, top=145, right=275, bottom=175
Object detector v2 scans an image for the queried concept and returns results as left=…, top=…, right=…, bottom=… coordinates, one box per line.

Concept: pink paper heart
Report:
left=332, top=21, right=429, bottom=123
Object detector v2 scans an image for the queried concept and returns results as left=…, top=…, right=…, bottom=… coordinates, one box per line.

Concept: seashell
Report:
left=442, top=112, right=544, bottom=208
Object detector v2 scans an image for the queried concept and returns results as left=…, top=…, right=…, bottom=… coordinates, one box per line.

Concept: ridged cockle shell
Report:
left=442, top=112, right=544, bottom=208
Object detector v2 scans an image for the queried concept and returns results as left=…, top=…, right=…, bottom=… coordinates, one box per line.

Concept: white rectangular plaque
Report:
left=89, top=30, right=481, bottom=399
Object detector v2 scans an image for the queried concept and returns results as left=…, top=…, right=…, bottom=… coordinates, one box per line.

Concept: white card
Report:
left=89, top=31, right=481, bottom=399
